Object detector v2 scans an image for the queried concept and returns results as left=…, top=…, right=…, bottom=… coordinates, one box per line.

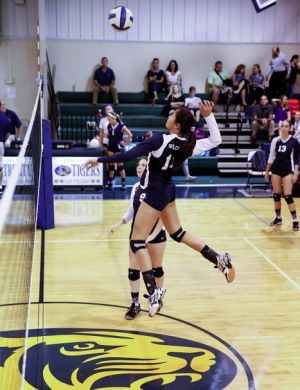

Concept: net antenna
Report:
left=0, top=83, right=43, bottom=390
left=251, top=0, right=277, bottom=13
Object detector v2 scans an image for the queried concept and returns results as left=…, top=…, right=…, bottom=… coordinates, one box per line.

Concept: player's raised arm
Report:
left=192, top=101, right=222, bottom=156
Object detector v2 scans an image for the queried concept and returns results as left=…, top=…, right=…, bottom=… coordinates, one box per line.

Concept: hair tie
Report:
left=190, top=127, right=195, bottom=132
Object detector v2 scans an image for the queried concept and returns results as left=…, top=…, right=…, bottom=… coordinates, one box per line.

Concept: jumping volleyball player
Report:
left=84, top=101, right=235, bottom=317
left=265, top=120, right=299, bottom=231
left=110, top=157, right=167, bottom=320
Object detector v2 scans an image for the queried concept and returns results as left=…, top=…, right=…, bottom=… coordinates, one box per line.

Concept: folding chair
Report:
left=245, top=150, right=271, bottom=193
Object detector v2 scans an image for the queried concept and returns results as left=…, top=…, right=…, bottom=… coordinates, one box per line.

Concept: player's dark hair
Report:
left=0, top=101, right=2, bottom=107
left=173, top=107, right=196, bottom=171
left=139, top=156, right=147, bottom=162
left=166, top=60, right=179, bottom=73
left=290, top=54, right=299, bottom=62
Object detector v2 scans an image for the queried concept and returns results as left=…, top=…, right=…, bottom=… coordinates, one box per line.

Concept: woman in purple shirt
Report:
left=249, top=64, right=265, bottom=106
left=272, top=95, right=291, bottom=125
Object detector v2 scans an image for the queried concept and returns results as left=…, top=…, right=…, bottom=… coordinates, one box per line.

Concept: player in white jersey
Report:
left=265, top=120, right=299, bottom=231
left=84, top=102, right=235, bottom=317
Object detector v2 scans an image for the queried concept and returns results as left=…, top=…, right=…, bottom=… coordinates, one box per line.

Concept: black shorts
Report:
left=134, top=185, right=176, bottom=212
left=148, top=228, right=167, bottom=244
left=188, top=108, right=199, bottom=114
left=107, top=145, right=124, bottom=153
left=103, top=142, right=108, bottom=148
left=271, top=165, right=293, bottom=178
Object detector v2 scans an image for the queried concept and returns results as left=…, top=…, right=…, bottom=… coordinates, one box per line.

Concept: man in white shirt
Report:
left=185, top=86, right=201, bottom=122
left=266, top=46, right=291, bottom=99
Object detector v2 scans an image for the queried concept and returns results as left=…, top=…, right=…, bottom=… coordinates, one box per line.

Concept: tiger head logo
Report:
left=0, top=329, right=237, bottom=390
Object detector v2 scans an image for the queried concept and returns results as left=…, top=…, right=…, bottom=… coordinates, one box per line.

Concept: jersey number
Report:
left=278, top=145, right=286, bottom=152
left=162, top=154, right=174, bottom=170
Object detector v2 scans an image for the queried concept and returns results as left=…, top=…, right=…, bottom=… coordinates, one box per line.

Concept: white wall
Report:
left=46, top=40, right=300, bottom=94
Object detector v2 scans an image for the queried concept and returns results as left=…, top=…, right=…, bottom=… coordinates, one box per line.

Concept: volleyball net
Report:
left=0, top=85, right=42, bottom=390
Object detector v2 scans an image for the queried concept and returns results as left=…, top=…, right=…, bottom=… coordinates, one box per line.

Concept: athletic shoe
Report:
left=104, top=182, right=113, bottom=190
left=125, top=303, right=141, bottom=320
left=216, top=252, right=235, bottom=283
left=157, top=287, right=166, bottom=312
left=293, top=221, right=300, bottom=231
left=144, top=288, right=160, bottom=317
left=270, top=217, right=282, bottom=226
left=121, top=182, right=127, bottom=191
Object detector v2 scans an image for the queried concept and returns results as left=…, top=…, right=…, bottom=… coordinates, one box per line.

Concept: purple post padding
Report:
left=37, top=121, right=55, bottom=230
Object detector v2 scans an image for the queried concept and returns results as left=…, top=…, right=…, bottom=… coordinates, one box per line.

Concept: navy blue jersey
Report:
left=5, top=109, right=22, bottom=135
left=97, top=132, right=186, bottom=189
left=0, top=112, right=10, bottom=142
left=268, top=135, right=300, bottom=172
left=107, top=122, right=125, bottom=150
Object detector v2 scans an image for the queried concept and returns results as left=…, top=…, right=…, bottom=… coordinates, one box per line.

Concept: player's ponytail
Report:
left=172, top=107, right=197, bottom=170
left=108, top=112, right=121, bottom=123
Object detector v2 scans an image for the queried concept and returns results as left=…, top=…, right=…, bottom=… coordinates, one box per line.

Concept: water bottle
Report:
left=86, top=139, right=90, bottom=147
left=98, top=109, right=102, bottom=118
left=120, top=112, right=123, bottom=119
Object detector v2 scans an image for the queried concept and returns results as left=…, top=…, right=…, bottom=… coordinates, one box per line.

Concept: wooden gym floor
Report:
left=1, top=191, right=300, bottom=389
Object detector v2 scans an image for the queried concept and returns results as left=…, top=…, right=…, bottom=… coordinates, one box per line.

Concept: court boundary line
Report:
left=243, top=237, right=300, bottom=292
left=234, top=199, right=300, bottom=251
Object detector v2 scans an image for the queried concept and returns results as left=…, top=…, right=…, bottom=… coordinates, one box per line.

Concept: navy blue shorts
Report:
left=107, top=145, right=124, bottom=153
left=134, top=185, right=176, bottom=212
left=271, top=165, right=293, bottom=179
left=148, top=228, right=167, bottom=244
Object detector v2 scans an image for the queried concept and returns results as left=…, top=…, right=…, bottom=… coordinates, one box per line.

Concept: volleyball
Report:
left=108, top=6, right=133, bottom=32
left=89, top=138, right=100, bottom=148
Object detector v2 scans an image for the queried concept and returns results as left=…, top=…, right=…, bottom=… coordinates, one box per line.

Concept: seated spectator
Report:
left=208, top=61, right=232, bottom=112
left=93, top=57, right=119, bottom=106
left=147, top=58, right=164, bottom=106
left=0, top=99, right=22, bottom=140
left=165, top=60, right=181, bottom=99
left=287, top=55, right=300, bottom=99
left=291, top=111, right=300, bottom=136
left=185, top=86, right=201, bottom=122
left=168, top=84, right=185, bottom=111
left=272, top=95, right=291, bottom=125
left=251, top=95, right=275, bottom=143
left=249, top=64, right=265, bottom=106
left=232, top=64, right=248, bottom=109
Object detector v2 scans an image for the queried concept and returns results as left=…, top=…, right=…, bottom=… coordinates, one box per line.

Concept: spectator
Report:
left=0, top=101, right=10, bottom=196
left=266, top=46, right=291, bottom=99
left=208, top=61, right=232, bottom=112
left=0, top=100, right=22, bottom=140
left=92, top=57, right=119, bottom=106
left=249, top=64, right=265, bottom=106
left=147, top=58, right=164, bottom=106
left=185, top=86, right=201, bottom=122
left=286, top=55, right=300, bottom=99
left=251, top=95, right=275, bottom=143
left=272, top=95, right=291, bottom=125
left=165, top=60, right=181, bottom=99
left=168, top=84, right=185, bottom=111
left=232, top=64, right=248, bottom=110
left=292, top=111, right=300, bottom=142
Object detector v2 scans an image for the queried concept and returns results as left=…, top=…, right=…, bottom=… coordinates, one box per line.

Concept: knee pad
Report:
left=273, top=193, right=281, bottom=202
left=128, top=268, right=140, bottom=281
left=130, top=239, right=146, bottom=254
left=170, top=227, right=186, bottom=243
left=284, top=194, right=294, bottom=205
left=117, top=165, right=124, bottom=172
left=153, top=267, right=164, bottom=278
left=109, top=164, right=115, bottom=171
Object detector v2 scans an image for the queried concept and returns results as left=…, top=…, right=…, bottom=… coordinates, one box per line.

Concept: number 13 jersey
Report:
left=268, top=135, right=300, bottom=173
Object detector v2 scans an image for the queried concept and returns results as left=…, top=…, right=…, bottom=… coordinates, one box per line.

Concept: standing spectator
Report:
left=92, top=57, right=119, bottom=106
left=272, top=95, right=291, bottom=125
left=292, top=111, right=300, bottom=142
left=208, top=61, right=232, bottom=112
left=0, top=101, right=10, bottom=196
left=185, top=86, right=201, bottom=122
left=249, top=64, right=265, bottom=106
left=0, top=100, right=22, bottom=139
left=167, top=84, right=185, bottom=111
left=266, top=47, right=291, bottom=99
left=165, top=60, right=181, bottom=100
left=251, top=95, right=275, bottom=143
left=147, top=58, right=164, bottom=106
left=232, top=64, right=248, bottom=109
left=286, top=55, right=300, bottom=99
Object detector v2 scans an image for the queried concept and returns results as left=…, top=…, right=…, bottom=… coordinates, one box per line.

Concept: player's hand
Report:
left=292, top=172, right=298, bottom=184
left=200, top=100, right=214, bottom=117
left=109, top=220, right=123, bottom=234
left=82, top=159, right=99, bottom=170
left=266, top=75, right=269, bottom=81
left=264, top=172, right=269, bottom=182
